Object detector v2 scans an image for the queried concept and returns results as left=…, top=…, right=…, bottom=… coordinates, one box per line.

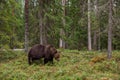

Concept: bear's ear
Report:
left=45, top=44, right=54, bottom=54
left=50, top=47, right=57, bottom=55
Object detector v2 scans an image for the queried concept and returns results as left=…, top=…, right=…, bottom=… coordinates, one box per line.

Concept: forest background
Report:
left=0, top=0, right=120, bottom=52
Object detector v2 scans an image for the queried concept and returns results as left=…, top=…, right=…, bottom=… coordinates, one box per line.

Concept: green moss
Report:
left=0, top=50, right=120, bottom=80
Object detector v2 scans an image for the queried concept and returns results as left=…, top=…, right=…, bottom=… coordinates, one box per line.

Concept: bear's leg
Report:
left=50, top=58, right=53, bottom=64
left=32, top=58, right=34, bottom=62
left=28, top=56, right=32, bottom=65
left=44, top=58, right=48, bottom=64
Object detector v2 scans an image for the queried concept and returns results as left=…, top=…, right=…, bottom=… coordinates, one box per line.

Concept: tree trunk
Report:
left=88, top=0, right=92, bottom=51
left=43, top=22, right=47, bottom=45
left=60, top=28, right=65, bottom=48
left=98, top=27, right=101, bottom=51
left=93, top=0, right=98, bottom=50
left=38, top=1, right=43, bottom=45
left=39, top=10, right=43, bottom=45
left=38, top=1, right=47, bottom=45
left=59, top=0, right=66, bottom=48
left=25, top=0, right=29, bottom=52
left=93, top=31, right=97, bottom=50
left=108, top=0, right=113, bottom=59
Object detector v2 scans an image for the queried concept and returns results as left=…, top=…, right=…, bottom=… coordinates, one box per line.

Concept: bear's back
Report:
left=29, top=44, right=45, bottom=58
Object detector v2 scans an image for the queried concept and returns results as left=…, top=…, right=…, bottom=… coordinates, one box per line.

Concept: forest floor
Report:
left=0, top=49, right=120, bottom=80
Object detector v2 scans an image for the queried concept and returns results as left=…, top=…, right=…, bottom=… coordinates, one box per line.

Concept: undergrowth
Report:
left=0, top=50, right=120, bottom=80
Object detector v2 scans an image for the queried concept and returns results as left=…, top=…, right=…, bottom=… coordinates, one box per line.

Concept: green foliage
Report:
left=0, top=0, right=120, bottom=50
left=0, top=0, right=24, bottom=49
left=0, top=50, right=23, bottom=62
left=0, top=50, right=120, bottom=80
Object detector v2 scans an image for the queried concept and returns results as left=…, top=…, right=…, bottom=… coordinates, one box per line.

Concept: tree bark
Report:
left=25, top=0, right=29, bottom=52
left=60, top=28, right=65, bottom=48
left=108, top=0, right=113, bottom=59
left=98, top=27, right=101, bottom=51
left=88, top=0, right=92, bottom=51
left=39, top=10, right=43, bottom=45
left=93, top=31, right=97, bottom=50
left=93, top=0, right=98, bottom=50
left=59, top=0, right=66, bottom=48
left=38, top=1, right=47, bottom=45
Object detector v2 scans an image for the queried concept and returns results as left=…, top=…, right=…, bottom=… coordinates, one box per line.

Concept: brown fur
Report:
left=28, top=44, right=60, bottom=65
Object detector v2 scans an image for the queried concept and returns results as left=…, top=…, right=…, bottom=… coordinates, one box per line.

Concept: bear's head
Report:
left=46, top=44, right=60, bottom=61
left=54, top=52, right=60, bottom=61
left=50, top=46, right=60, bottom=61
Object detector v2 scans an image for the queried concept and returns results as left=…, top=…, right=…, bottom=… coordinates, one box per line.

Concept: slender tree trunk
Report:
left=43, top=22, right=47, bottom=45
left=94, top=0, right=101, bottom=51
left=93, top=0, right=98, bottom=50
left=108, top=0, right=113, bottom=59
left=40, top=20, right=43, bottom=45
left=60, top=0, right=66, bottom=48
left=38, top=1, right=48, bottom=45
left=25, top=0, right=29, bottom=52
left=98, top=27, right=101, bottom=51
left=93, top=31, right=97, bottom=50
left=39, top=10, right=43, bottom=45
left=88, top=0, right=92, bottom=51
left=38, top=1, right=46, bottom=45
left=60, top=29, right=65, bottom=48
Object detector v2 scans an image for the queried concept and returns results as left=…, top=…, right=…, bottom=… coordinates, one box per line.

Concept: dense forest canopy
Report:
left=0, top=0, right=120, bottom=50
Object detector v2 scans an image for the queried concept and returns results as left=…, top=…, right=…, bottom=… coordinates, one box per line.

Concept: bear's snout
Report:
left=54, top=53, right=60, bottom=61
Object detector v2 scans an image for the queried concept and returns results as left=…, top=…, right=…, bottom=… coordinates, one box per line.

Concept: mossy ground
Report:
left=0, top=49, right=120, bottom=80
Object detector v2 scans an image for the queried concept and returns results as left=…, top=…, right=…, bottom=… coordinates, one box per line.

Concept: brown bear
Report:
left=28, top=44, right=60, bottom=65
